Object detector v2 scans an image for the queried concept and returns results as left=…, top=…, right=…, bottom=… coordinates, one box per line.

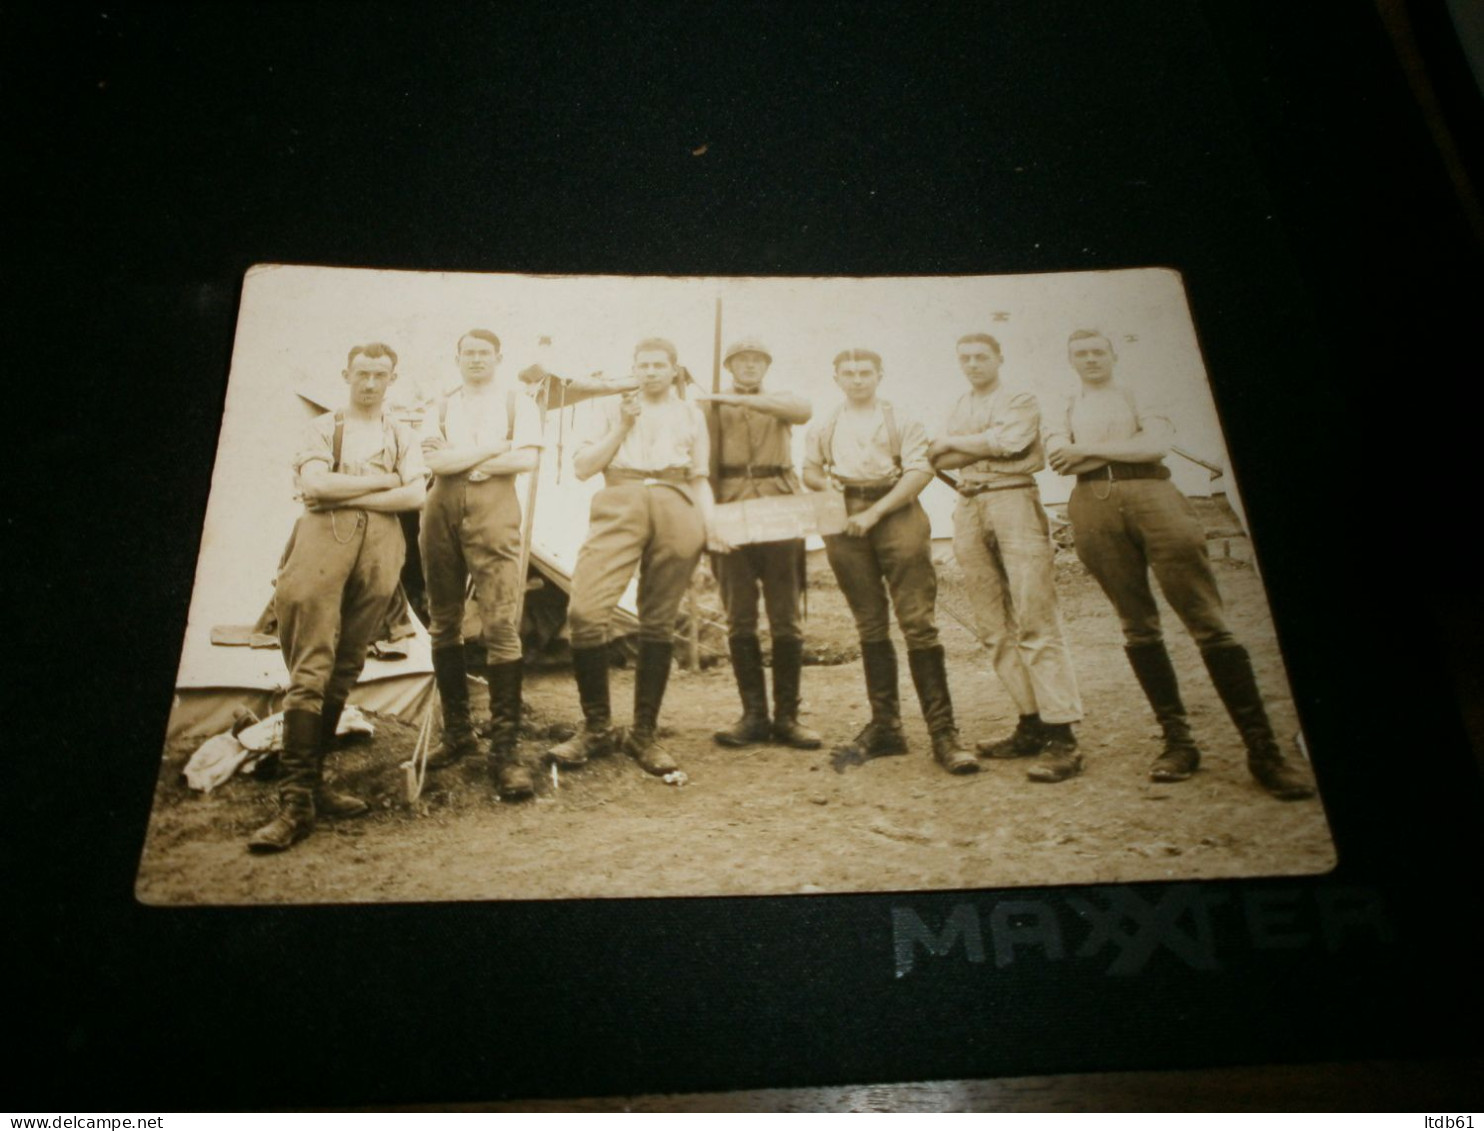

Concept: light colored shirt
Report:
left=941, top=384, right=1044, bottom=486
left=293, top=411, right=423, bottom=493
left=1044, top=384, right=1173, bottom=451
left=803, top=400, right=932, bottom=484
left=422, top=384, right=545, bottom=481
left=582, top=392, right=709, bottom=476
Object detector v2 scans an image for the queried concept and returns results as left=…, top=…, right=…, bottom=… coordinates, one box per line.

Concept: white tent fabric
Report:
left=165, top=375, right=436, bottom=742
left=165, top=367, right=639, bottom=744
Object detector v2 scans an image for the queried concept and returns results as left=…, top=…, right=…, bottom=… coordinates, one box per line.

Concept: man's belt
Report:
left=1076, top=461, right=1171, bottom=483
left=605, top=467, right=692, bottom=486
left=718, top=464, right=792, bottom=479
left=841, top=481, right=897, bottom=502
left=956, top=478, right=1035, bottom=497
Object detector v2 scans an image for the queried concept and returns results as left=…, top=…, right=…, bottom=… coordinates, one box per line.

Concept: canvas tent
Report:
left=165, top=375, right=436, bottom=743
left=164, top=366, right=638, bottom=744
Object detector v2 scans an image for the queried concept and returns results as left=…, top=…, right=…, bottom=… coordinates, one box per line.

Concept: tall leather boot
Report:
left=625, top=640, right=680, bottom=776
left=315, top=699, right=369, bottom=818
left=1125, top=641, right=1203, bottom=782
left=834, top=639, right=908, bottom=761
left=770, top=635, right=822, bottom=749
left=714, top=635, right=772, bottom=746
left=1202, top=643, right=1315, bottom=800
left=546, top=646, right=616, bottom=768
left=908, top=645, right=979, bottom=775
left=487, top=659, right=534, bottom=800
left=427, top=644, right=481, bottom=770
left=247, top=708, right=319, bottom=853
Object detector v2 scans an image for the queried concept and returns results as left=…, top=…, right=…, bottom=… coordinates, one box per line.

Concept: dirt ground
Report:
left=137, top=514, right=1336, bottom=906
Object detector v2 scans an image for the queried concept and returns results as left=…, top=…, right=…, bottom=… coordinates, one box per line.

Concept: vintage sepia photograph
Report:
left=135, top=265, right=1336, bottom=905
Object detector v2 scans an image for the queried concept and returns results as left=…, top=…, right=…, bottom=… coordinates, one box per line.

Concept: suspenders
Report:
left=818, top=400, right=904, bottom=482
left=331, top=410, right=404, bottom=474
left=438, top=388, right=519, bottom=442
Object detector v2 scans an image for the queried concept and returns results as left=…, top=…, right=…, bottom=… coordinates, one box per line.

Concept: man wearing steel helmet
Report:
left=692, top=337, right=822, bottom=750
left=929, top=332, right=1085, bottom=784
left=248, top=342, right=426, bottom=853
left=1045, top=329, right=1313, bottom=800
left=546, top=337, right=723, bottom=777
left=802, top=348, right=978, bottom=776
left=418, top=328, right=545, bottom=801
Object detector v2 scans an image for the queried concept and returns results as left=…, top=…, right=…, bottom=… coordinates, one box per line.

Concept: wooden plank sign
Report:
left=711, top=490, right=847, bottom=546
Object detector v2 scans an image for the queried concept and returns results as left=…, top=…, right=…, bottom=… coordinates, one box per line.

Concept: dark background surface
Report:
left=6, top=0, right=1484, bottom=1110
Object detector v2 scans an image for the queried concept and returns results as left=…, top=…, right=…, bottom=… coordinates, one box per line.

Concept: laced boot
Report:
left=486, top=659, right=534, bottom=800
left=833, top=640, right=908, bottom=761
left=247, top=709, right=319, bottom=853
left=908, top=644, right=979, bottom=775
left=977, top=714, right=1047, bottom=759
left=1125, top=641, right=1203, bottom=782
left=314, top=699, right=369, bottom=818
left=427, top=645, right=481, bottom=770
left=546, top=646, right=617, bottom=768
left=714, top=635, right=772, bottom=747
left=625, top=640, right=680, bottom=776
left=1026, top=722, right=1084, bottom=783
left=769, top=635, right=822, bottom=749
left=1202, top=643, right=1315, bottom=801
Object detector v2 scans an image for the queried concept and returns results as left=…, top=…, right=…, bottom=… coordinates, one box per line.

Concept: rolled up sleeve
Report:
left=1042, top=394, right=1075, bottom=448
left=982, top=391, right=1040, bottom=457
left=292, top=417, right=334, bottom=475
left=420, top=401, right=449, bottom=455
left=802, top=421, right=826, bottom=480
left=394, top=422, right=425, bottom=485
left=897, top=414, right=933, bottom=476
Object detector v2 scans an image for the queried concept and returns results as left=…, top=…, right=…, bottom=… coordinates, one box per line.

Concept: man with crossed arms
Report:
left=1045, top=329, right=1313, bottom=799
left=929, top=332, right=1084, bottom=783
left=249, top=342, right=425, bottom=852
left=419, top=328, right=546, bottom=799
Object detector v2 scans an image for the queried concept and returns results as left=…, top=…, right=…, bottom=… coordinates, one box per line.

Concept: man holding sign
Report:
left=693, top=337, right=822, bottom=750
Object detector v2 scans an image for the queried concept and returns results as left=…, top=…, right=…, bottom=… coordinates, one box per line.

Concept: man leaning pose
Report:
left=419, top=328, right=544, bottom=799
left=249, top=342, right=426, bottom=852
left=929, top=333, right=1085, bottom=783
left=694, top=337, right=821, bottom=750
left=546, top=338, right=722, bottom=776
left=802, top=348, right=977, bottom=776
left=1045, top=329, right=1313, bottom=799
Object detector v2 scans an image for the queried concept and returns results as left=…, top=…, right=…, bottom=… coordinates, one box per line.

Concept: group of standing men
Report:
left=248, top=325, right=1313, bottom=854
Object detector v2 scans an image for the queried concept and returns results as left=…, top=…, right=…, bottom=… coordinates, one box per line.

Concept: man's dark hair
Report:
left=1067, top=329, right=1114, bottom=350
left=956, top=333, right=1002, bottom=356
left=833, top=348, right=883, bottom=372
left=457, top=328, right=502, bottom=355
left=346, top=342, right=398, bottom=369
left=633, top=337, right=678, bottom=364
